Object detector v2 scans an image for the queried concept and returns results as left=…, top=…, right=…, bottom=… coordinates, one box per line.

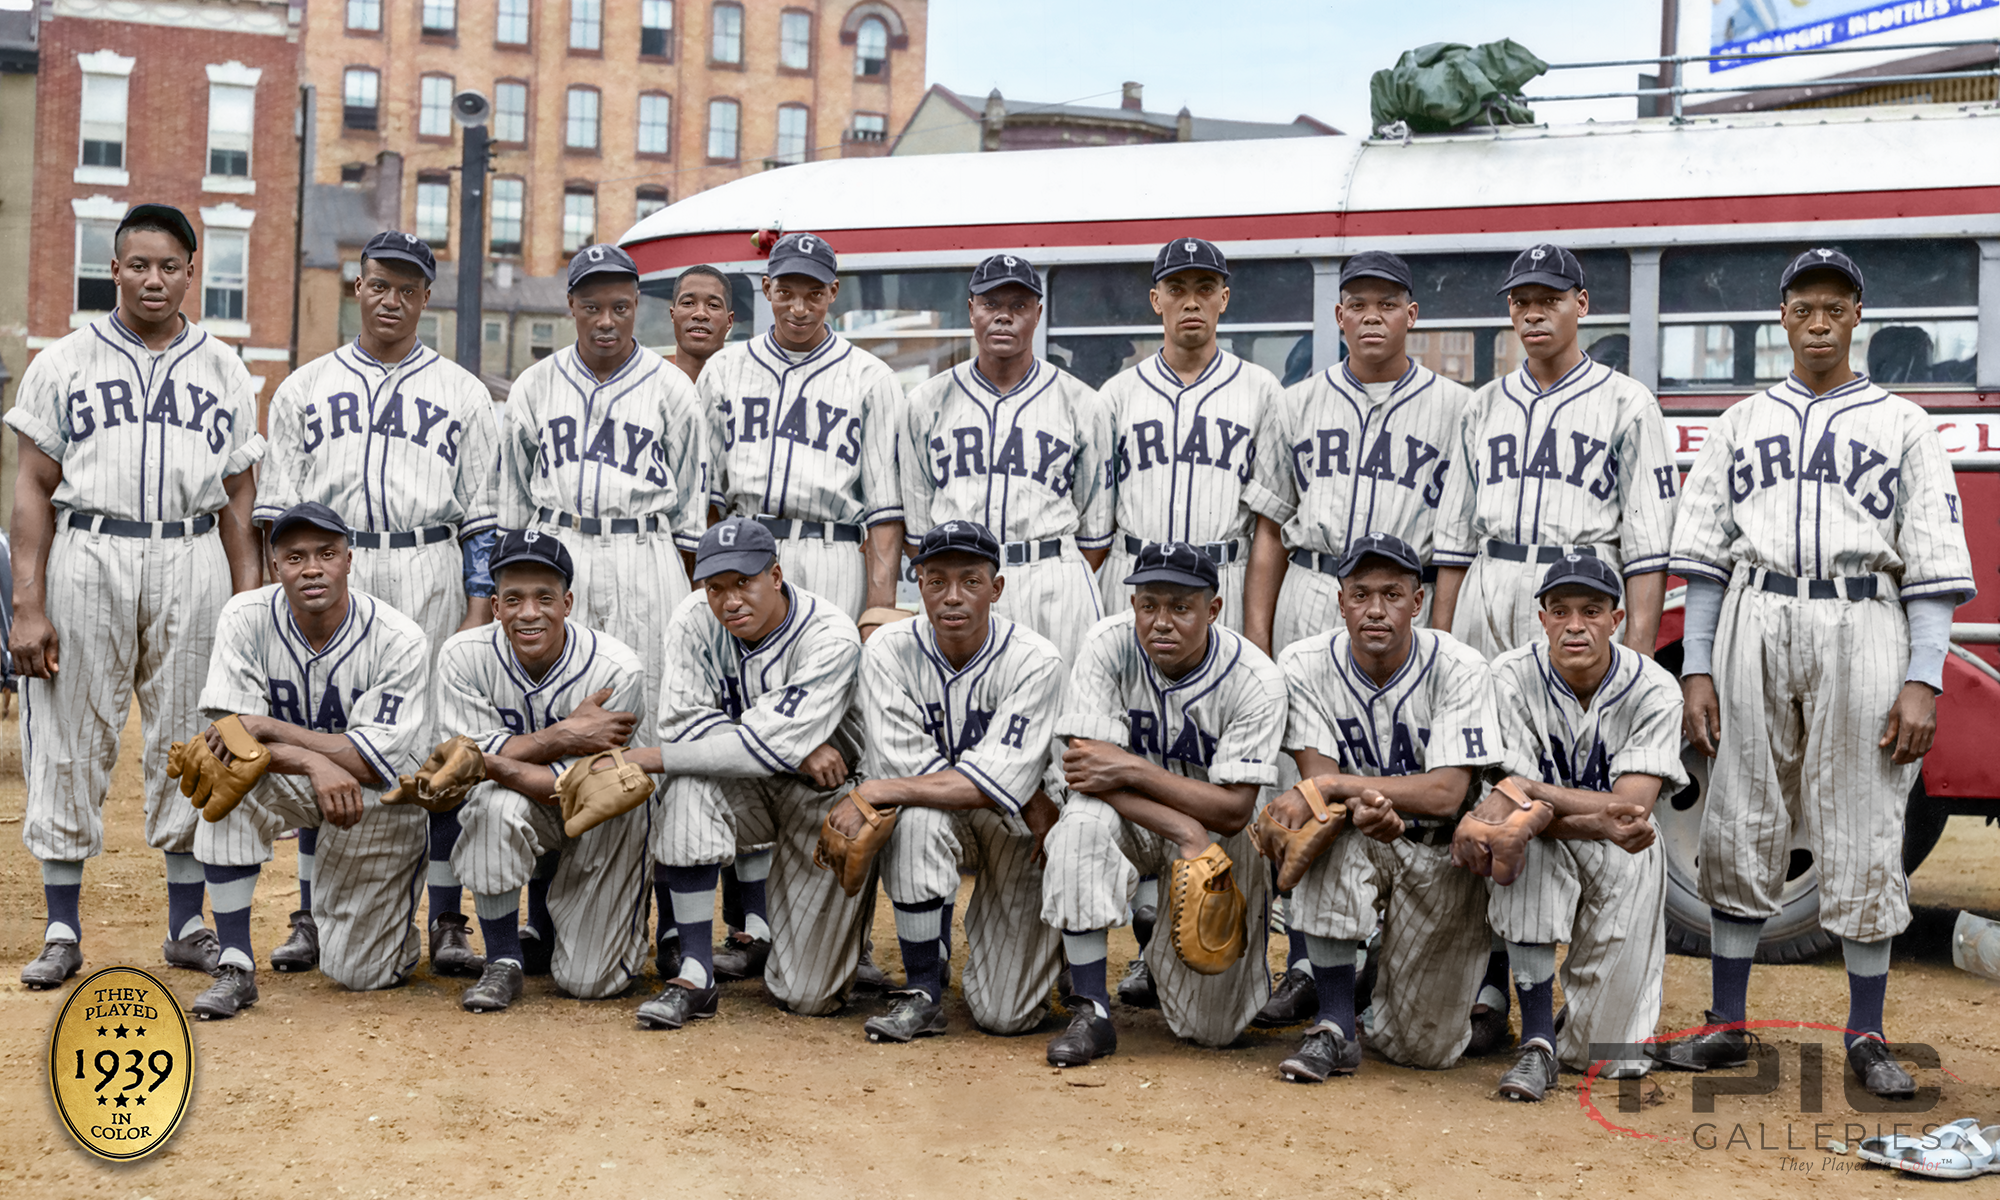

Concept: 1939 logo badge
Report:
left=48, top=967, right=194, bottom=1161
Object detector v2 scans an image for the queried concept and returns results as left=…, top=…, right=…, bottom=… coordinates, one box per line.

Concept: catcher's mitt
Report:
left=383, top=735, right=487, bottom=813
left=1252, top=776, right=1348, bottom=892
left=813, top=786, right=898, bottom=898
left=556, top=748, right=654, bottom=838
left=1451, top=776, right=1553, bottom=886
left=166, top=715, right=271, bottom=823
left=1166, top=843, right=1247, bottom=975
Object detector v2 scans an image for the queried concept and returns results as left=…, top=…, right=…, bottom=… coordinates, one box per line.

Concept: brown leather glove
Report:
left=166, top=715, right=271, bottom=823
left=1451, top=776, right=1554, bottom=886
left=1252, top=776, right=1349, bottom=892
left=555, top=748, right=654, bottom=838
left=813, top=785, right=898, bottom=898
left=1166, top=843, right=1248, bottom=975
left=383, top=735, right=488, bottom=813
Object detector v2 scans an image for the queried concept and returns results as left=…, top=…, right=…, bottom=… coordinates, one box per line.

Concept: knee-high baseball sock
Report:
left=527, top=852, right=556, bottom=938
left=295, top=828, right=317, bottom=911
left=1062, top=930, right=1110, bottom=1018
left=938, top=900, right=955, bottom=966
left=474, top=890, right=524, bottom=968
left=1709, top=909, right=1764, bottom=1024
left=204, top=863, right=260, bottom=971
left=892, top=897, right=947, bottom=1001
left=427, top=807, right=465, bottom=920
left=42, top=860, right=84, bottom=944
left=1286, top=924, right=1310, bottom=972
left=1507, top=941, right=1559, bottom=1050
left=1843, top=936, right=1892, bottom=1046
left=665, top=863, right=721, bottom=987
left=1476, top=935, right=1511, bottom=1012
left=1305, top=935, right=1359, bottom=1037
left=163, top=852, right=207, bottom=940
left=732, top=849, right=772, bottom=942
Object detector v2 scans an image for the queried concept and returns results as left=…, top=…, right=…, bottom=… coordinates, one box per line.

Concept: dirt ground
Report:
left=3, top=710, right=1998, bottom=1199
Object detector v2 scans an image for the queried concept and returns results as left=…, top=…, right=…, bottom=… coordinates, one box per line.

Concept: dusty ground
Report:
left=3, top=709, right=1998, bottom=1199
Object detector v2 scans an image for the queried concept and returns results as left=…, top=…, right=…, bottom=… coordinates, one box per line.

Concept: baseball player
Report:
left=821, top=521, right=1065, bottom=1042
left=1267, top=532, right=1504, bottom=1080
left=620, top=517, right=868, bottom=1028
left=258, top=230, right=501, bottom=981
left=1429, top=244, right=1677, bottom=662
left=1041, top=541, right=1288, bottom=1064
left=699, top=232, right=903, bottom=619
left=440, top=531, right=653, bottom=1011
left=901, top=254, right=1115, bottom=663
left=1474, top=553, right=1685, bottom=1101
left=1654, top=249, right=1975, bottom=1100
left=186, top=502, right=431, bottom=1018
left=9, top=203, right=266, bottom=990
left=668, top=264, right=737, bottom=388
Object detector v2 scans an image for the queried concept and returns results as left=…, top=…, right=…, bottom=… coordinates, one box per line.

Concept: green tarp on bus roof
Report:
left=1369, top=39, right=1548, bottom=135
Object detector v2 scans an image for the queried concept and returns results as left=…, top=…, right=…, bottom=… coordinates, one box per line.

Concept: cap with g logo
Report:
left=969, top=253, right=1044, bottom=296
left=566, top=243, right=639, bottom=292
left=1496, top=243, right=1585, bottom=295
left=1778, top=247, right=1864, bottom=300
left=489, top=528, right=576, bottom=588
left=1123, top=541, right=1221, bottom=591
left=1152, top=236, right=1230, bottom=282
left=361, top=230, right=438, bottom=282
left=1534, top=551, right=1621, bottom=601
left=765, top=231, right=838, bottom=285
left=914, top=520, right=1002, bottom=568
left=692, top=516, right=778, bottom=581
left=1334, top=531, right=1423, bottom=581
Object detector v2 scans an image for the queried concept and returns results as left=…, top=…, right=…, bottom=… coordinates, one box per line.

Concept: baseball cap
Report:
left=1335, top=532, right=1423, bottom=580
left=488, top=528, right=575, bottom=589
left=692, top=516, right=777, bottom=582
left=268, top=501, right=351, bottom=545
left=1153, top=237, right=1230, bottom=282
left=117, top=203, right=197, bottom=257
left=765, top=232, right=838, bottom=285
left=1779, top=247, right=1864, bottom=299
left=1123, top=541, right=1221, bottom=591
left=969, top=253, right=1043, bottom=297
left=1496, top=243, right=1585, bottom=294
left=1535, top=551, right=1621, bottom=601
left=1340, top=251, right=1415, bottom=294
left=566, top=243, right=639, bottom=292
left=913, top=520, right=1002, bottom=569
left=361, top=230, right=438, bottom=282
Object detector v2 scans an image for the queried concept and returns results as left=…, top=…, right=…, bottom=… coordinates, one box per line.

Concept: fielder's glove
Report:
left=1251, top=776, right=1348, bottom=892
left=1166, top=843, right=1248, bottom=975
left=383, top=735, right=487, bottom=813
left=813, top=784, right=898, bottom=898
left=555, top=748, right=653, bottom=838
left=1450, top=776, right=1553, bottom=886
left=166, top=715, right=271, bottom=823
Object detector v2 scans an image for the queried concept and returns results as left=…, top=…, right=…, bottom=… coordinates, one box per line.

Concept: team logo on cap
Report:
left=1003, top=256, right=1017, bottom=269
left=944, top=521, right=963, bottom=534
left=1564, top=553, right=1581, bottom=564
left=797, top=235, right=818, bottom=255
left=1814, top=248, right=1834, bottom=260
left=524, top=530, right=540, bottom=543
left=1530, top=246, right=1547, bottom=262
left=405, top=233, right=419, bottom=246
left=1184, top=241, right=1198, bottom=254
left=718, top=524, right=740, bottom=546
left=587, top=247, right=605, bottom=262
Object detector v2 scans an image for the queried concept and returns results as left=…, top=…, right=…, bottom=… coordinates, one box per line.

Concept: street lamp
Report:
left=449, top=89, right=491, bottom=373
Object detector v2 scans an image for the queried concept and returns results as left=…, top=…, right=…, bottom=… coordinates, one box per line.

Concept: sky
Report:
left=923, top=0, right=1668, bottom=135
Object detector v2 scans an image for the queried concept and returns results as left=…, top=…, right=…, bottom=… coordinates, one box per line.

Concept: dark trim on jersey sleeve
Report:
left=952, top=761, right=1021, bottom=815
left=1669, top=555, right=1731, bottom=586
left=1621, top=552, right=1671, bottom=576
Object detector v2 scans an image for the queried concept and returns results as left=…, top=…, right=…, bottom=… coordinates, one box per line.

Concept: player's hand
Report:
left=1022, top=789, right=1059, bottom=867
left=826, top=791, right=869, bottom=839
left=560, top=688, right=637, bottom=754
left=204, top=724, right=232, bottom=763
left=8, top=608, right=59, bottom=679
left=800, top=742, right=848, bottom=790
left=1062, top=738, right=1140, bottom=794
left=1681, top=674, right=1721, bottom=759
left=306, top=755, right=364, bottom=828
left=1603, top=802, right=1656, bottom=854
left=1880, top=681, right=1938, bottom=765
left=1349, top=788, right=1404, bottom=843
left=1265, top=784, right=1316, bottom=832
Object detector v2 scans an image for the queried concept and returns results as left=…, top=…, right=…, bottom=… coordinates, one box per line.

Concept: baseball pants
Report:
left=1273, top=559, right=1434, bottom=656
left=351, top=540, right=464, bottom=657
left=453, top=781, right=652, bottom=999
left=1451, top=544, right=1621, bottom=661
left=1099, top=541, right=1248, bottom=634
left=993, top=544, right=1103, bottom=664
left=766, top=533, right=868, bottom=621
left=1700, top=568, right=1917, bottom=943
left=538, top=523, right=692, bottom=710
left=20, top=523, right=227, bottom=862
left=881, top=805, right=1062, bottom=1036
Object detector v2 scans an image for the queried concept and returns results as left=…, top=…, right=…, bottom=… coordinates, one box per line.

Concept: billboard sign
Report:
left=1710, top=0, right=1999, bottom=70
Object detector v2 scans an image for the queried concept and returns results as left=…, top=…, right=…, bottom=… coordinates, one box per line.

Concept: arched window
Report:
left=854, top=16, right=886, bottom=76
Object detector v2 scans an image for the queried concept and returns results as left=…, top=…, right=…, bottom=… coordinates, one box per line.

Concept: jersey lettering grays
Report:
left=1104, top=350, right=1281, bottom=547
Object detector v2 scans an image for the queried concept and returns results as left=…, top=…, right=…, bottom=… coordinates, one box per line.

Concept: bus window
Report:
left=1660, top=318, right=1977, bottom=389
left=1390, top=323, right=1630, bottom=388
left=830, top=269, right=976, bottom=388
left=1046, top=259, right=1313, bottom=388
left=638, top=271, right=757, bottom=356
left=1401, top=250, right=1630, bottom=319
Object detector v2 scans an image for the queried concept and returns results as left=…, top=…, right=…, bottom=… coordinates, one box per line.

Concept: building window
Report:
left=635, top=186, right=668, bottom=220
left=570, top=0, right=601, bottom=50
left=417, top=314, right=441, bottom=349
left=75, top=219, right=117, bottom=312
left=347, top=0, right=380, bottom=31
left=642, top=0, right=673, bottom=57
left=490, top=177, right=524, bottom=254
left=421, top=0, right=455, bottom=35
left=637, top=92, right=671, bottom=155
left=531, top=320, right=556, bottom=359
left=415, top=175, right=451, bottom=246
left=780, top=9, right=811, bottom=69
left=707, top=98, right=739, bottom=160
left=484, top=319, right=503, bottom=343
left=205, top=82, right=254, bottom=177
left=202, top=229, right=247, bottom=322
left=80, top=72, right=128, bottom=168
left=340, top=162, right=367, bottom=184
left=849, top=112, right=886, bottom=142
left=419, top=74, right=455, bottom=138
left=493, top=81, right=528, bottom=143
left=855, top=16, right=887, bottom=76
left=566, top=87, right=600, bottom=150
left=562, top=187, right=596, bottom=254
left=711, top=2, right=742, bottom=64
left=343, top=68, right=380, bottom=130
left=496, top=0, right=530, bottom=44
left=775, top=104, right=809, bottom=164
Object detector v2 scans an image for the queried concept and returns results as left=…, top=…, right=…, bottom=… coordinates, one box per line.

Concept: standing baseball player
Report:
left=258, top=230, right=501, bottom=981
left=669, top=265, right=736, bottom=388
left=1429, top=244, right=1676, bottom=661
left=9, top=203, right=265, bottom=990
left=1653, top=249, right=1974, bottom=1099
left=1266, top=532, right=1504, bottom=1080
left=1468, top=553, right=1684, bottom=1101
left=187, top=502, right=431, bottom=1017
left=440, top=531, right=653, bottom=1011
left=901, top=254, right=1115, bottom=663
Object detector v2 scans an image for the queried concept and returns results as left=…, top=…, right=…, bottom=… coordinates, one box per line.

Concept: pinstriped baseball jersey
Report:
left=700, top=332, right=903, bottom=528
left=500, top=345, right=709, bottom=553
left=434, top=620, right=649, bottom=762
left=256, top=342, right=500, bottom=538
left=1434, top=358, right=1677, bottom=575
left=1490, top=643, right=1686, bottom=795
left=1103, top=350, right=1284, bottom=546
left=1279, top=628, right=1503, bottom=780
left=1669, top=375, right=1975, bottom=601
left=6, top=313, right=266, bottom=518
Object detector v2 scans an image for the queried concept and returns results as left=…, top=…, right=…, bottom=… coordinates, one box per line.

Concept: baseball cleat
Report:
left=1252, top=966, right=1318, bottom=1028
left=1280, top=1021, right=1362, bottom=1082
left=864, top=990, right=947, bottom=1043
left=1466, top=1005, right=1514, bottom=1057
left=712, top=932, right=770, bottom=981
left=636, top=979, right=718, bottom=1030
left=191, top=965, right=259, bottom=1020
left=519, top=925, right=552, bottom=976
left=163, top=928, right=222, bottom=976
left=1116, top=957, right=1158, bottom=1008
left=1047, top=1009, right=1117, bottom=1067
left=655, top=929, right=682, bottom=980
left=1847, top=1037, right=1917, bottom=1100
left=21, top=941, right=83, bottom=990
left=269, top=910, right=320, bottom=972
left=461, top=960, right=526, bottom=1013
left=1498, top=1040, right=1560, bottom=1102
left=428, top=913, right=486, bottom=977
left=1649, top=1010, right=1756, bottom=1071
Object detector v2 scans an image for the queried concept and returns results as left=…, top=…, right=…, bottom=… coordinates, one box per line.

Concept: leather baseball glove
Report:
left=166, top=715, right=271, bottom=823
left=556, top=748, right=654, bottom=838
left=383, top=735, right=488, bottom=813
left=1166, top=843, right=1247, bottom=975
left=1450, top=776, right=1554, bottom=886
left=814, top=785, right=898, bottom=898
left=1252, top=776, right=1349, bottom=892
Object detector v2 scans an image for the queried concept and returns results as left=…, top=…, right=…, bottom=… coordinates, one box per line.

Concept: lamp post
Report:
left=449, top=89, right=492, bottom=373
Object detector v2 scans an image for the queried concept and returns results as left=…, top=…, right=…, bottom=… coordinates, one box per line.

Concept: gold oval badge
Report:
left=47, top=966, right=195, bottom=1161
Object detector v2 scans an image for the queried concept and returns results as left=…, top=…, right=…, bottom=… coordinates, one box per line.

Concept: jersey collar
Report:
left=1511, top=352, right=1598, bottom=399
left=107, top=310, right=194, bottom=354
left=919, top=614, right=1000, bottom=678
left=1336, top=628, right=1421, bottom=699
left=964, top=356, right=1045, bottom=402
left=504, top=619, right=581, bottom=693
left=1337, top=358, right=1419, bottom=404
left=1133, top=616, right=1223, bottom=694
left=1144, top=346, right=1229, bottom=392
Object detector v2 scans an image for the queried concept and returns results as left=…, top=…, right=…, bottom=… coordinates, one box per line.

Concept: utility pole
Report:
left=450, top=90, right=492, bottom=373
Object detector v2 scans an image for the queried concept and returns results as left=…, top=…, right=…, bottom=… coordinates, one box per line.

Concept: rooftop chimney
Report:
left=1122, top=81, right=1143, bottom=111
left=372, top=150, right=403, bottom=231
left=1176, top=106, right=1193, bottom=142
left=982, top=89, right=1006, bottom=151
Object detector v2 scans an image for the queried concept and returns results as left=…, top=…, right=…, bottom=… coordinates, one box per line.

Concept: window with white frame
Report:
left=207, top=82, right=254, bottom=177
left=712, top=3, right=742, bottom=63
left=80, top=71, right=128, bottom=168
left=570, top=0, right=601, bottom=50
left=775, top=105, right=808, bottom=164
left=637, top=93, right=671, bottom=155
left=75, top=219, right=118, bottom=312
left=343, top=67, right=380, bottom=130
left=496, top=0, right=530, bottom=43
left=635, top=186, right=668, bottom=220
left=494, top=81, right=527, bottom=143
left=415, top=176, right=451, bottom=245
left=203, top=229, right=248, bottom=322
left=642, top=0, right=673, bottom=57
left=849, top=112, right=886, bottom=142
left=562, top=188, right=596, bottom=253
left=419, top=75, right=455, bottom=137
left=780, top=10, right=811, bottom=69
left=855, top=16, right=887, bottom=76
left=490, top=177, right=524, bottom=253
left=421, top=0, right=455, bottom=34
left=707, top=98, right=738, bottom=160
left=566, top=87, right=599, bottom=149
left=347, top=0, right=381, bottom=31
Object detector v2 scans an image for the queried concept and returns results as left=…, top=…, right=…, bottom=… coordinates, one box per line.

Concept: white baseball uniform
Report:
left=700, top=331, right=903, bottom=619
left=192, top=586, right=432, bottom=990
left=1435, top=357, right=1677, bottom=659
left=1671, top=374, right=1975, bottom=942
left=7, top=314, right=266, bottom=864
left=1043, top=613, right=1288, bottom=1047
left=1256, top=362, right=1475, bottom=649
left=901, top=358, right=1114, bottom=662
left=653, top=585, right=868, bottom=1015
left=1487, top=641, right=1686, bottom=1073
left=440, top=619, right=653, bottom=999
left=258, top=341, right=501, bottom=652
left=1096, top=350, right=1285, bottom=631
left=1279, top=627, right=1504, bottom=1068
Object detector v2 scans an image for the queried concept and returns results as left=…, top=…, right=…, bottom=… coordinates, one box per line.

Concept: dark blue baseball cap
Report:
left=914, top=520, right=1001, bottom=569
left=489, top=528, right=575, bottom=588
left=269, top=501, right=351, bottom=545
left=1335, top=532, right=1423, bottom=580
left=1535, top=551, right=1620, bottom=601
left=361, top=230, right=438, bottom=282
left=692, top=517, right=777, bottom=581
left=1779, top=247, right=1864, bottom=299
left=1124, top=541, right=1221, bottom=591
left=118, top=203, right=197, bottom=257
left=1497, top=243, right=1585, bottom=294
left=969, top=253, right=1043, bottom=297
left=1153, top=237, right=1230, bottom=282
left=765, top=232, right=838, bottom=285
left=567, top=243, right=639, bottom=292
left=1340, top=250, right=1414, bottom=294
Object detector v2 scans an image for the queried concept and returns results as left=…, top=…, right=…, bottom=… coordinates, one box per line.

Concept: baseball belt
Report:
left=66, top=512, right=217, bottom=539
left=537, top=506, right=664, bottom=536
left=1402, top=818, right=1453, bottom=848
left=1002, top=538, right=1064, bottom=566
left=1289, top=548, right=1438, bottom=583
left=1751, top=568, right=1880, bottom=601
left=755, top=516, right=862, bottom=543
left=1485, top=539, right=1597, bottom=564
left=349, top=524, right=456, bottom=550
left=1124, top=534, right=1242, bottom=565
